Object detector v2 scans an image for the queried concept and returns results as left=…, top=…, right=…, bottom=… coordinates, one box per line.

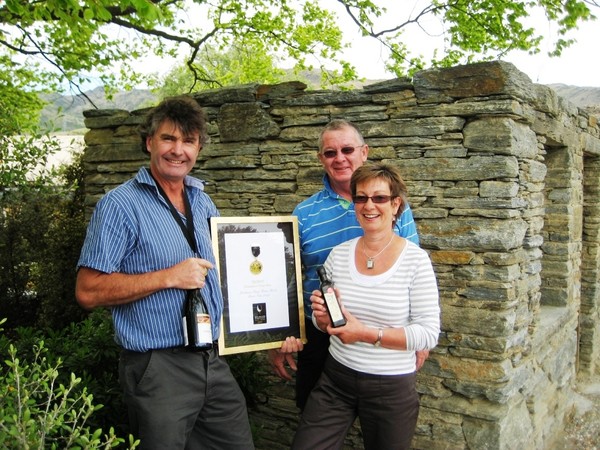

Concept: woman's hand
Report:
left=310, top=289, right=332, bottom=331
left=327, top=307, right=366, bottom=344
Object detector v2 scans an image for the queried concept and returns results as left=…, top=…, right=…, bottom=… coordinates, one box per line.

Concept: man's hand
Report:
left=168, top=257, right=213, bottom=290
left=267, top=336, right=304, bottom=381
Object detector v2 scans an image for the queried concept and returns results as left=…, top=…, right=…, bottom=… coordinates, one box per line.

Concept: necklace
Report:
left=362, top=235, right=395, bottom=270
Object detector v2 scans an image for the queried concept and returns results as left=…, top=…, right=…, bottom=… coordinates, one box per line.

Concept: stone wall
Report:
left=82, top=61, right=600, bottom=449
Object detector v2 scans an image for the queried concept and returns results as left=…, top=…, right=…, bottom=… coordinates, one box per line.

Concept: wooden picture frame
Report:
left=210, top=216, right=306, bottom=355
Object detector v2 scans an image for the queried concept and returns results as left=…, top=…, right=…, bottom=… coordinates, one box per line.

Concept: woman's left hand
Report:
left=327, top=307, right=365, bottom=344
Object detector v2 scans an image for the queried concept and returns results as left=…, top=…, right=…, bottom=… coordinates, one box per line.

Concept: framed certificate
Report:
left=210, top=216, right=306, bottom=355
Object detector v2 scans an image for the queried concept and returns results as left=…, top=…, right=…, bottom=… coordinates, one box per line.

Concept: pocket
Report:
left=119, top=350, right=154, bottom=394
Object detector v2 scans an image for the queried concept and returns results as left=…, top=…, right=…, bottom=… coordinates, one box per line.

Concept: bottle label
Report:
left=182, top=316, right=189, bottom=344
left=195, top=313, right=212, bottom=344
left=324, top=292, right=344, bottom=323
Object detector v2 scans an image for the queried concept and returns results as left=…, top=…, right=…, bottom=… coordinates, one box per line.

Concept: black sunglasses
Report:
left=352, top=195, right=394, bottom=204
left=321, top=145, right=363, bottom=159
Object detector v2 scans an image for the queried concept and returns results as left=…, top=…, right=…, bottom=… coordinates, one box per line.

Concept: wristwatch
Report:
left=374, top=328, right=383, bottom=347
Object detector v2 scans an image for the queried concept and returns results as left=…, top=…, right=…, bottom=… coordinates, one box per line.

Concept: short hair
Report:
left=139, top=95, right=208, bottom=154
left=351, top=162, right=408, bottom=222
left=317, top=119, right=365, bottom=151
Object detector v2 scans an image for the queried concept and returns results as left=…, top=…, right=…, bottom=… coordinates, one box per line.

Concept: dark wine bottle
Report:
left=183, top=289, right=213, bottom=350
left=316, top=266, right=346, bottom=327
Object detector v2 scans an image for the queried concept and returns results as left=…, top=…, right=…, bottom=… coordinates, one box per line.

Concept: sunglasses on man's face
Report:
left=352, top=195, right=394, bottom=204
left=321, top=145, right=363, bottom=159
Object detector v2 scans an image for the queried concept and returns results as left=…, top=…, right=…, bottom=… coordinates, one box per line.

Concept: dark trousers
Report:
left=292, top=356, right=420, bottom=450
left=296, top=317, right=331, bottom=410
left=119, top=347, right=254, bottom=450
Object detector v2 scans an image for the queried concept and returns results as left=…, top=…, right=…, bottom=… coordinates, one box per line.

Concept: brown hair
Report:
left=139, top=95, right=208, bottom=154
left=351, top=162, right=407, bottom=223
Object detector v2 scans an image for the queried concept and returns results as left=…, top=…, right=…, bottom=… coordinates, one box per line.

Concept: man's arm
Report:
left=397, top=203, right=419, bottom=245
left=267, top=337, right=304, bottom=381
left=75, top=257, right=212, bottom=310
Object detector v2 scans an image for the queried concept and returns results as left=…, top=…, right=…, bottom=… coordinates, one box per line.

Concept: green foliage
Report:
left=0, top=129, right=62, bottom=192
left=0, top=318, right=138, bottom=449
left=0, top=78, right=43, bottom=137
left=226, top=352, right=268, bottom=409
left=0, top=152, right=88, bottom=330
left=1, top=311, right=129, bottom=437
left=154, top=39, right=318, bottom=96
left=0, top=79, right=62, bottom=192
left=34, top=153, right=89, bottom=329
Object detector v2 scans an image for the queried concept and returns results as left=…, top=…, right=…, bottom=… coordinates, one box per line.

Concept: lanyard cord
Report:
left=149, top=171, right=198, bottom=256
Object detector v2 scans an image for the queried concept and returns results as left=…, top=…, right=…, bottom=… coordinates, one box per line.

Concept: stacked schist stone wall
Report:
left=82, top=61, right=600, bottom=449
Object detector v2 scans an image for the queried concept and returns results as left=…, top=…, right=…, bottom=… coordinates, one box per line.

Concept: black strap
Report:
left=150, top=171, right=198, bottom=255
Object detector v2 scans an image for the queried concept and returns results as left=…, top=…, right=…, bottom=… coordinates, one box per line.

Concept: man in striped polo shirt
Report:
left=269, top=119, right=427, bottom=411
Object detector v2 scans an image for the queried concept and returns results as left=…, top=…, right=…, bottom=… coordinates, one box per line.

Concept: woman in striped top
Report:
left=291, top=162, right=441, bottom=450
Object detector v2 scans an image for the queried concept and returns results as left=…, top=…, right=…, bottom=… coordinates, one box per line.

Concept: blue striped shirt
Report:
left=77, top=168, right=222, bottom=352
left=294, top=175, right=420, bottom=318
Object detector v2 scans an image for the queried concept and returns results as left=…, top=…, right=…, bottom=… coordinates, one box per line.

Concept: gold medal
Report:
left=250, top=246, right=262, bottom=274
left=250, top=259, right=263, bottom=274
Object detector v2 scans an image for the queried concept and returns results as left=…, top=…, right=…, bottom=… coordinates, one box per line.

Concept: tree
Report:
left=154, top=37, right=292, bottom=97
left=0, top=36, right=62, bottom=189
left=1, top=0, right=596, bottom=104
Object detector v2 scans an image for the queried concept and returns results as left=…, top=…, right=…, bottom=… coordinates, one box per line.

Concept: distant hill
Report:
left=40, top=82, right=600, bottom=133
left=549, top=84, right=600, bottom=115
left=40, top=86, right=157, bottom=133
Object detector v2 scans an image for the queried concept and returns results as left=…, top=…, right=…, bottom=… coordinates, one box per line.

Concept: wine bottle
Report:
left=183, top=289, right=213, bottom=350
left=316, top=266, right=346, bottom=327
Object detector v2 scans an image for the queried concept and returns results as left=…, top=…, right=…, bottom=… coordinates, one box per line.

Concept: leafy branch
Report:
left=0, top=0, right=596, bottom=103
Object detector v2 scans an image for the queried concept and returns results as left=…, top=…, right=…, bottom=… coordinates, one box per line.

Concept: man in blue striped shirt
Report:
left=76, top=96, right=253, bottom=449
left=269, top=119, right=427, bottom=411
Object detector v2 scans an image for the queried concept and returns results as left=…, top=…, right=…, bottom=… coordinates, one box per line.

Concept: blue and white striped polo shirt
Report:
left=294, top=175, right=420, bottom=319
left=77, top=168, right=222, bottom=352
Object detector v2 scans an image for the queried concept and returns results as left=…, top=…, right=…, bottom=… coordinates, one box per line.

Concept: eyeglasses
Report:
left=321, top=145, right=364, bottom=159
left=352, top=195, right=394, bottom=204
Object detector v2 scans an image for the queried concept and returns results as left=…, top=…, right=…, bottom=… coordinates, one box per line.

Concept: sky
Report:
left=336, top=5, right=599, bottom=88
left=503, top=18, right=598, bottom=87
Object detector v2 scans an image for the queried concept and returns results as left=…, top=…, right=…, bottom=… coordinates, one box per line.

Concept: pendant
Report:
left=367, top=258, right=374, bottom=269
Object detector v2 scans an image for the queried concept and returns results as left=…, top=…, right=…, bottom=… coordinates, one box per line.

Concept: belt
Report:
left=168, top=341, right=219, bottom=353
left=122, top=341, right=219, bottom=354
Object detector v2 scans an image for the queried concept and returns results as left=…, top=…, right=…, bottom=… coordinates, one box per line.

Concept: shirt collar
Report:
left=323, top=175, right=352, bottom=208
left=323, top=174, right=340, bottom=199
left=137, top=167, right=206, bottom=191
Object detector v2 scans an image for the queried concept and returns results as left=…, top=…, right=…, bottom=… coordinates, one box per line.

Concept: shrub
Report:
left=0, top=152, right=88, bottom=331
left=0, top=318, right=138, bottom=449
left=0, top=311, right=128, bottom=437
left=226, top=352, right=268, bottom=409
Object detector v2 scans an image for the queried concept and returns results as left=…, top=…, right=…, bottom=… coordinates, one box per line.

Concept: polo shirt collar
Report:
left=323, top=175, right=352, bottom=208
